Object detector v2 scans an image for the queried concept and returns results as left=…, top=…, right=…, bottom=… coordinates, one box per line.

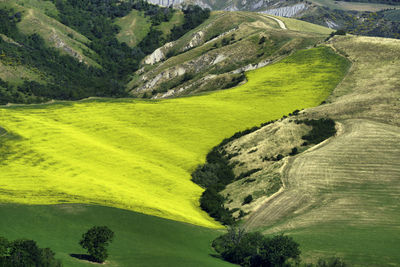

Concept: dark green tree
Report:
left=213, top=228, right=300, bottom=267
left=79, top=226, right=114, bottom=263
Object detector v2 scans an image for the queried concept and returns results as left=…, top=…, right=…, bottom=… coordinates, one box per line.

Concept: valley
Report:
left=0, top=0, right=399, bottom=266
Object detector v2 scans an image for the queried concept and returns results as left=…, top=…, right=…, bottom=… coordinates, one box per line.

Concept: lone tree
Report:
left=79, top=226, right=114, bottom=263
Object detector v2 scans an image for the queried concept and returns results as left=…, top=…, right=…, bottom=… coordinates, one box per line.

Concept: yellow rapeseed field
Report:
left=0, top=47, right=349, bottom=228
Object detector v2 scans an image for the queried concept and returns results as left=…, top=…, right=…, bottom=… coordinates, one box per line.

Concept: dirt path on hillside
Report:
left=244, top=119, right=400, bottom=232
left=265, top=15, right=287, bottom=30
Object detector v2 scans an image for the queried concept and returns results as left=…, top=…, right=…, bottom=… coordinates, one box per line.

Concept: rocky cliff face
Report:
left=145, top=0, right=285, bottom=12
left=145, top=0, right=309, bottom=18
left=261, top=3, right=308, bottom=17
left=146, top=0, right=185, bottom=7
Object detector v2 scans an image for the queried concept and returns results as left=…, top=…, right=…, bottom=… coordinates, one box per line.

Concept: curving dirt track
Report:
left=244, top=119, right=400, bottom=231
left=265, top=15, right=287, bottom=30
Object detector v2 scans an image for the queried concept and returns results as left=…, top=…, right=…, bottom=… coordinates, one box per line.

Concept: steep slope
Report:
left=1, top=0, right=99, bottom=66
left=129, top=11, right=331, bottom=98
left=216, top=35, right=400, bottom=265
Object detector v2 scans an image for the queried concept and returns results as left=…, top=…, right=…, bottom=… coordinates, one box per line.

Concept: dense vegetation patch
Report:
left=0, top=236, right=62, bottom=267
left=0, top=2, right=210, bottom=104
left=212, top=228, right=301, bottom=267
left=0, top=7, right=129, bottom=103
left=297, top=118, right=337, bottom=145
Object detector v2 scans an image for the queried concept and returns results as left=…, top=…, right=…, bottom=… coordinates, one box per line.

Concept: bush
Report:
left=242, top=195, right=253, bottom=205
left=301, top=118, right=336, bottom=144
left=289, top=147, right=298, bottom=156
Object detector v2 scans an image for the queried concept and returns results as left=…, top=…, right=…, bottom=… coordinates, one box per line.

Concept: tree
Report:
left=79, top=226, right=114, bottom=263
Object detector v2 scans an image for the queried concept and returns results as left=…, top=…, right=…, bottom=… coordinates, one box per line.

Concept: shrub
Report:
left=301, top=118, right=336, bottom=144
left=289, top=147, right=298, bottom=155
left=242, top=195, right=253, bottom=205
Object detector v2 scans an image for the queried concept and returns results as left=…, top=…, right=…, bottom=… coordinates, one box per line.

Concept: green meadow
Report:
left=0, top=204, right=234, bottom=267
left=288, top=223, right=400, bottom=266
left=0, top=47, right=349, bottom=228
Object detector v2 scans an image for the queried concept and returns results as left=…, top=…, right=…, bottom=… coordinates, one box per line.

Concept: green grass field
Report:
left=0, top=47, right=349, bottom=228
left=0, top=204, right=234, bottom=267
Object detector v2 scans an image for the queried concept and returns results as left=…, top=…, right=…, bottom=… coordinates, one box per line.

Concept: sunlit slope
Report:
left=0, top=47, right=349, bottom=228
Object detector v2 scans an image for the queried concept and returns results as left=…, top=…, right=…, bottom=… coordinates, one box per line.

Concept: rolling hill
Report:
left=1, top=1, right=399, bottom=266
left=213, top=35, right=400, bottom=266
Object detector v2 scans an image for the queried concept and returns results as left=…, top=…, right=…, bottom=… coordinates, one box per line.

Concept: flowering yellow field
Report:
left=0, top=47, right=349, bottom=228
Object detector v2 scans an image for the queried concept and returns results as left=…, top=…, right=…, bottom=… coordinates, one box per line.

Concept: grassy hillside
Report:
left=116, top=10, right=184, bottom=47
left=116, top=10, right=151, bottom=47
left=279, top=16, right=332, bottom=34
left=0, top=0, right=99, bottom=66
left=129, top=12, right=330, bottom=98
left=215, top=35, right=400, bottom=266
left=0, top=47, right=348, bottom=228
left=0, top=204, right=234, bottom=267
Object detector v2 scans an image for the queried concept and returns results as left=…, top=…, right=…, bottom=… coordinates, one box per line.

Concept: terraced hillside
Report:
left=218, top=35, right=400, bottom=266
left=0, top=46, right=348, bottom=228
